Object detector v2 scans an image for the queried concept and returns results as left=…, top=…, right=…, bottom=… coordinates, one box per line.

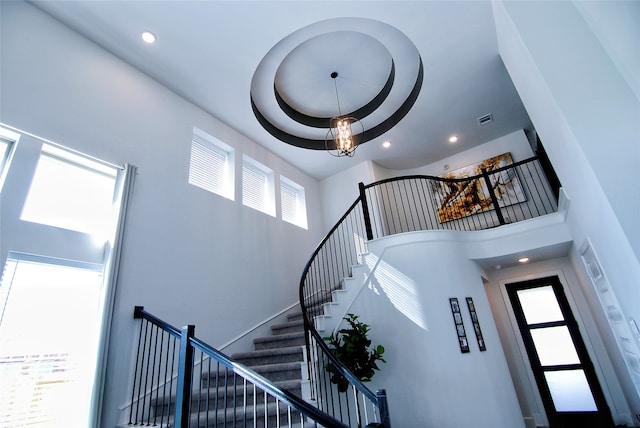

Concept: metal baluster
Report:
left=130, top=313, right=145, bottom=425
left=153, top=328, right=165, bottom=426
left=167, top=336, right=177, bottom=427
left=197, top=352, right=203, bottom=427
left=159, top=331, right=170, bottom=425
left=232, top=373, right=237, bottom=428
left=136, top=320, right=150, bottom=424
left=147, top=324, right=160, bottom=424
left=214, top=361, right=220, bottom=428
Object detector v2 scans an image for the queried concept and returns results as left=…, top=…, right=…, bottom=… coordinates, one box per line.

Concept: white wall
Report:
left=342, top=218, right=574, bottom=428
left=573, top=1, right=640, bottom=106
left=319, top=160, right=376, bottom=230
left=375, top=129, right=535, bottom=179
left=493, top=0, right=640, bottom=418
left=493, top=1, right=640, bottom=262
left=0, top=3, right=324, bottom=427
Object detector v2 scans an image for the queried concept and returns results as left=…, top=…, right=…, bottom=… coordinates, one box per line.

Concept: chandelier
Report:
left=325, top=72, right=363, bottom=157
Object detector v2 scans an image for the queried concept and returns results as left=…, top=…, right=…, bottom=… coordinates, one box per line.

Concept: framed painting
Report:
left=431, top=152, right=526, bottom=223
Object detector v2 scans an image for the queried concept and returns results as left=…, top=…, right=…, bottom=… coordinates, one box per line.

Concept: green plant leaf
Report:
left=323, top=313, right=386, bottom=389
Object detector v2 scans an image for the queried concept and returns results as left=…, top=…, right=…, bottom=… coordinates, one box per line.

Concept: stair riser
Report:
left=287, top=307, right=324, bottom=322
left=152, top=385, right=302, bottom=418
left=201, top=367, right=301, bottom=386
left=234, top=351, right=303, bottom=366
left=190, top=411, right=302, bottom=428
left=254, top=336, right=306, bottom=350
left=152, top=387, right=302, bottom=420
left=271, top=325, right=304, bottom=335
left=256, top=368, right=301, bottom=382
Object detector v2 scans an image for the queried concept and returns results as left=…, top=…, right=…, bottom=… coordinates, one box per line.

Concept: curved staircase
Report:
left=229, top=311, right=307, bottom=399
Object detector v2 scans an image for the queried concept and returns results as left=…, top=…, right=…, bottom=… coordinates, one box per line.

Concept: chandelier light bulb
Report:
left=325, top=72, right=361, bottom=157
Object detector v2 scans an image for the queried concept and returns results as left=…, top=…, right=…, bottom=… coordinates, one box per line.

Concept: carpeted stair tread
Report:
left=232, top=345, right=303, bottom=364
left=232, top=345, right=302, bottom=359
left=250, top=361, right=302, bottom=374
left=253, top=331, right=306, bottom=350
left=270, top=319, right=304, bottom=335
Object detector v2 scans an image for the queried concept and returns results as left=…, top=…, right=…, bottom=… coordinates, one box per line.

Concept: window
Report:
left=0, top=127, right=20, bottom=191
left=280, top=175, right=307, bottom=229
left=0, top=137, right=11, bottom=172
left=242, top=155, right=275, bottom=216
left=1, top=129, right=132, bottom=428
left=20, top=144, right=118, bottom=237
left=0, top=255, right=104, bottom=428
left=188, top=128, right=235, bottom=200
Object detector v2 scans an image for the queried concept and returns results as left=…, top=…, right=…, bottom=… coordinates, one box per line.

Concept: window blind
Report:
left=280, top=176, right=307, bottom=229
left=242, top=162, right=269, bottom=213
left=280, top=182, right=298, bottom=224
left=188, top=137, right=230, bottom=198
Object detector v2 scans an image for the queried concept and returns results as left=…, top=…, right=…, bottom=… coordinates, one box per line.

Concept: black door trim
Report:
left=506, top=276, right=614, bottom=428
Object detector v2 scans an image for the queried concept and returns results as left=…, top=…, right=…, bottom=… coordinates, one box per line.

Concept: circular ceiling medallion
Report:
left=251, top=17, right=423, bottom=150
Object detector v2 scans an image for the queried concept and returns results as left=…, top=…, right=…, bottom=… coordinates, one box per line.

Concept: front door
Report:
left=506, top=276, right=614, bottom=428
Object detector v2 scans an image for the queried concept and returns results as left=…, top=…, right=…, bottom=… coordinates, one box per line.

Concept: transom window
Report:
left=242, top=155, right=275, bottom=216
left=0, top=138, right=11, bottom=172
left=20, top=144, right=118, bottom=237
left=0, top=128, right=20, bottom=191
left=188, top=128, right=235, bottom=200
left=280, top=175, right=307, bottom=229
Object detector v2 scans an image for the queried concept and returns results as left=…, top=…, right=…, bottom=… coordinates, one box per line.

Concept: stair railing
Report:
left=299, top=156, right=558, bottom=427
left=129, top=306, right=350, bottom=427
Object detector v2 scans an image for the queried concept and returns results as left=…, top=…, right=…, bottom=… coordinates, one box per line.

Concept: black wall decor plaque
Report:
left=466, top=297, right=486, bottom=351
left=449, top=297, right=470, bottom=353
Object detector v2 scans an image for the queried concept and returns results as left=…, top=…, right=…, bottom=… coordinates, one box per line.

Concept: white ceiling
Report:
left=31, top=0, right=533, bottom=180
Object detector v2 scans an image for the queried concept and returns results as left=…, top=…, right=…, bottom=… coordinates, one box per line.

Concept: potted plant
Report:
left=324, top=313, right=386, bottom=392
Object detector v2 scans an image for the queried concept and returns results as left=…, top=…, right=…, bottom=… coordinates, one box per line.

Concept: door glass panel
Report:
left=517, top=285, right=564, bottom=324
left=0, top=258, right=103, bottom=427
left=544, top=370, right=598, bottom=412
left=531, top=326, right=580, bottom=366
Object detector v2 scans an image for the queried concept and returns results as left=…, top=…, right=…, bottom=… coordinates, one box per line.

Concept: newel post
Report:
left=359, top=182, right=374, bottom=240
left=174, top=324, right=195, bottom=428
left=480, top=168, right=506, bottom=226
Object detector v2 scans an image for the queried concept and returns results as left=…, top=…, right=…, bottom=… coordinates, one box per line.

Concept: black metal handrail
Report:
left=129, top=306, right=352, bottom=427
left=360, top=156, right=558, bottom=238
left=298, top=156, right=558, bottom=428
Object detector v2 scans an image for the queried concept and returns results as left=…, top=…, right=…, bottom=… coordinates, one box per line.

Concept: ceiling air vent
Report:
left=477, top=113, right=493, bottom=126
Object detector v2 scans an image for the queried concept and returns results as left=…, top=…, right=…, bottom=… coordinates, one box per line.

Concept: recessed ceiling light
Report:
left=448, top=135, right=458, bottom=143
left=141, top=31, right=156, bottom=44
left=518, top=257, right=530, bottom=263
left=382, top=141, right=391, bottom=148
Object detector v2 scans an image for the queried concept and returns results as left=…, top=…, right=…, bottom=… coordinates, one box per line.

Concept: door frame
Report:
left=489, top=265, right=627, bottom=427
left=505, top=275, right=614, bottom=428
